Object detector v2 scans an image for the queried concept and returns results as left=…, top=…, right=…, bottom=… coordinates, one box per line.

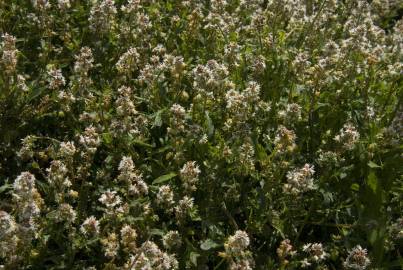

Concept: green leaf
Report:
left=0, top=184, right=12, bottom=194
left=152, top=172, right=177, bottom=185
left=271, top=214, right=285, bottom=238
left=126, top=216, right=144, bottom=222
left=131, top=139, right=153, bottom=148
left=31, top=161, right=40, bottom=169
left=205, top=111, right=214, bottom=137
left=189, top=252, right=200, bottom=266
left=105, top=155, right=114, bottom=164
left=367, top=161, right=381, bottom=169
left=367, top=172, right=379, bottom=194
left=256, top=143, right=268, bottom=161
left=368, top=228, right=378, bottom=245
left=190, top=207, right=201, bottom=221
left=102, top=133, right=113, bottom=145
left=155, top=145, right=172, bottom=154
left=278, top=30, right=286, bottom=44
left=153, top=109, right=164, bottom=127
left=27, top=86, right=46, bottom=102
left=351, top=183, right=360, bottom=191
left=149, top=229, right=165, bottom=236
left=200, top=239, right=220, bottom=250
left=387, top=259, right=403, bottom=268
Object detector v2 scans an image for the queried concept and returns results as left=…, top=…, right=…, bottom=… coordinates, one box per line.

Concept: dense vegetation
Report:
left=0, top=0, right=402, bottom=269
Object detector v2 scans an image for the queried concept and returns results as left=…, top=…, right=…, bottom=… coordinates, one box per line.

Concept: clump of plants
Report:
left=0, top=0, right=402, bottom=269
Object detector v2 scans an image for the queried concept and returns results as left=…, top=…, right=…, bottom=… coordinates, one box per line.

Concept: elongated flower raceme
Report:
left=180, top=161, right=201, bottom=192
left=1, top=34, right=18, bottom=74
left=13, top=172, right=42, bottom=228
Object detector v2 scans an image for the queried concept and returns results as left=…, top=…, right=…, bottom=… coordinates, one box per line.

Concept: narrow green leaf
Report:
left=189, top=252, right=200, bottom=266
left=152, top=172, right=177, bottom=185
left=149, top=229, right=165, bottom=236
left=366, top=172, right=378, bottom=194
left=200, top=239, right=220, bottom=251
left=205, top=111, right=214, bottom=136
left=131, top=139, right=153, bottom=148
left=368, top=161, right=381, bottom=169
left=368, top=229, right=378, bottom=245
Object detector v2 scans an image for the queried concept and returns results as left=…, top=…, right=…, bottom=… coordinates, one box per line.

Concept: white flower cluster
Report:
left=74, top=47, right=94, bottom=75
left=125, top=240, right=178, bottom=269
left=46, top=160, right=71, bottom=201
left=1, top=34, right=18, bottom=74
left=224, top=230, right=254, bottom=270
left=0, top=211, right=18, bottom=263
left=277, top=239, right=296, bottom=263
left=111, top=86, right=148, bottom=137
left=174, top=196, right=194, bottom=220
left=274, top=125, right=297, bottom=153
left=169, top=103, right=186, bottom=133
left=89, top=0, right=117, bottom=33
left=57, top=0, right=70, bottom=10
left=284, top=164, right=315, bottom=194
left=278, top=103, right=302, bottom=124
left=302, top=242, right=328, bottom=266
left=390, top=217, right=403, bottom=239
left=117, top=156, right=148, bottom=196
left=99, top=189, right=122, bottom=209
left=13, top=172, right=42, bottom=228
left=101, top=232, right=120, bottom=258
left=18, top=135, right=35, bottom=160
left=239, top=142, right=255, bottom=172
left=225, top=82, right=261, bottom=121
left=0, top=0, right=401, bottom=268
left=59, top=141, right=76, bottom=159
left=334, top=123, right=360, bottom=150
left=80, top=216, right=100, bottom=236
left=179, top=161, right=201, bottom=192
left=192, top=60, right=229, bottom=96
left=120, top=224, right=137, bottom=252
left=162, top=230, right=182, bottom=250
left=225, top=230, right=250, bottom=255
left=121, top=0, right=142, bottom=14
left=54, top=203, right=77, bottom=224
left=79, top=126, right=101, bottom=153
left=47, top=67, right=65, bottom=90
left=32, top=0, right=51, bottom=10
left=156, top=185, right=174, bottom=209
left=116, top=47, right=140, bottom=74
left=343, top=245, right=371, bottom=270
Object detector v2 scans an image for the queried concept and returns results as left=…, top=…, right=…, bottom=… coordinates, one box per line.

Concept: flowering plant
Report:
left=0, top=0, right=402, bottom=269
